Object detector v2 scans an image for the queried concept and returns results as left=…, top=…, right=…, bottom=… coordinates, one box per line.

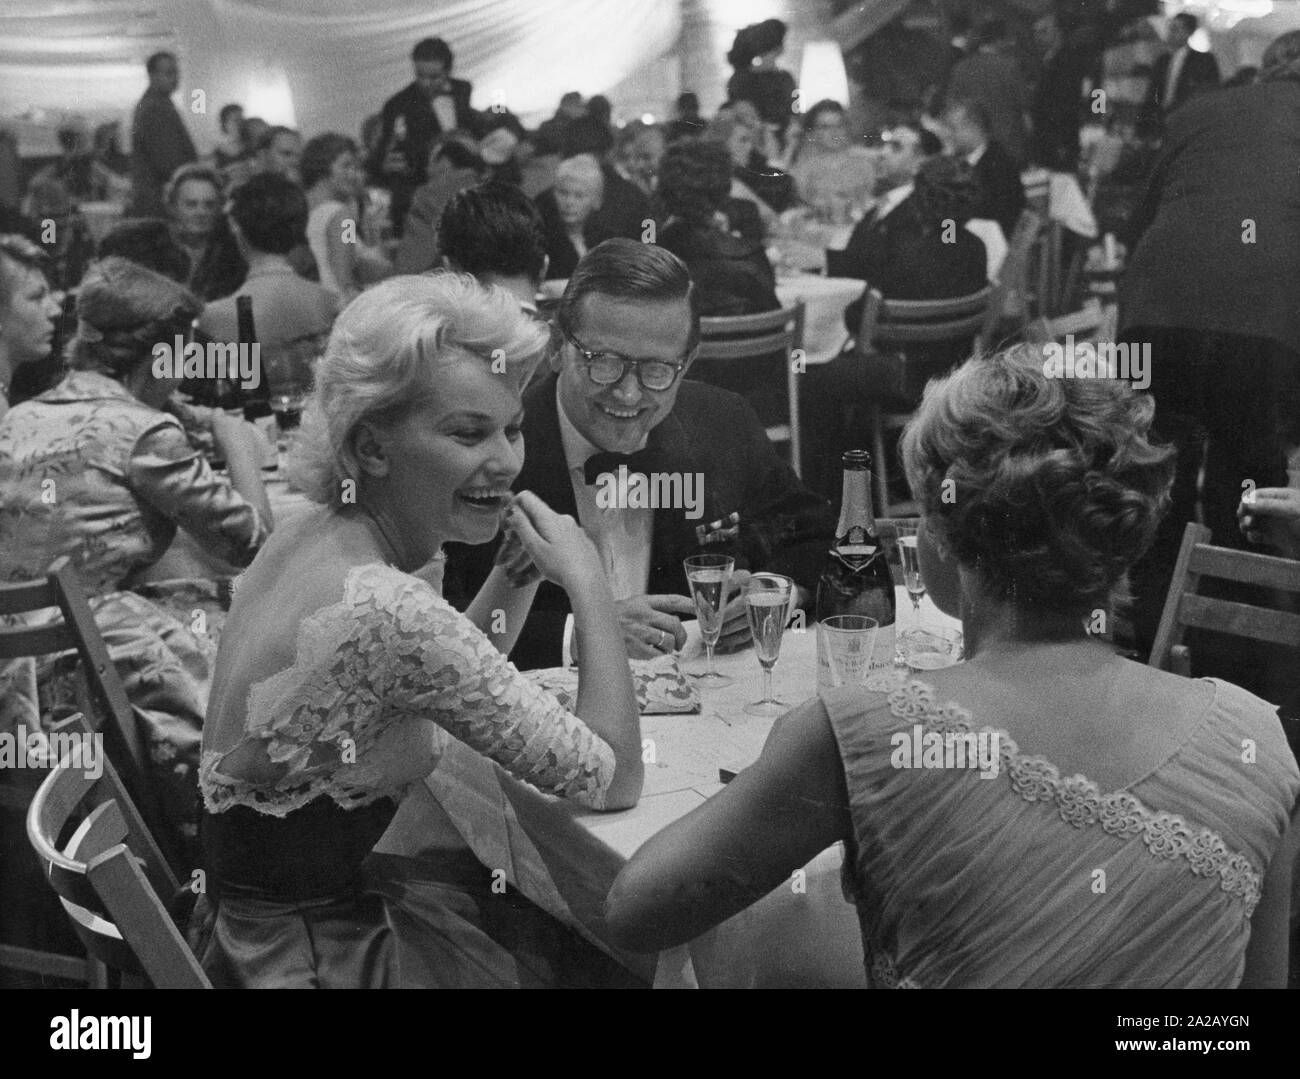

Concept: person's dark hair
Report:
left=0, top=234, right=49, bottom=313
left=1261, top=29, right=1300, bottom=84
left=433, top=139, right=484, bottom=173
left=801, top=99, right=845, bottom=132
left=219, top=103, right=244, bottom=128
left=257, top=125, right=298, bottom=154
left=657, top=137, right=732, bottom=226
left=559, top=91, right=583, bottom=109
left=412, top=37, right=453, bottom=68
left=947, top=98, right=993, bottom=135
left=728, top=18, right=787, bottom=69
left=676, top=92, right=700, bottom=120
left=893, top=121, right=943, bottom=158
left=1172, top=12, right=1198, bottom=34
left=56, top=126, right=83, bottom=154
left=436, top=182, right=547, bottom=283
left=145, top=51, right=176, bottom=76
left=901, top=345, right=1176, bottom=616
left=559, top=238, right=699, bottom=349
left=972, top=17, right=1008, bottom=47
left=299, top=133, right=357, bottom=190
left=97, top=218, right=190, bottom=282
left=229, top=172, right=308, bottom=255
left=163, top=162, right=223, bottom=208
left=587, top=96, right=612, bottom=125
left=912, top=155, right=980, bottom=227
left=70, top=257, right=201, bottom=379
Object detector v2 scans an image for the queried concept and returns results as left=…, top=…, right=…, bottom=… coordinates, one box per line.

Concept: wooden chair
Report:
left=27, top=714, right=209, bottom=989
left=0, top=559, right=176, bottom=983
left=1149, top=523, right=1300, bottom=676
left=982, top=209, right=1043, bottom=348
left=855, top=285, right=994, bottom=516
left=696, top=302, right=806, bottom=477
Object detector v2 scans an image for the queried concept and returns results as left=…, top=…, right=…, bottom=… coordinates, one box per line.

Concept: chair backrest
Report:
left=982, top=208, right=1043, bottom=345
left=0, top=559, right=173, bottom=867
left=857, top=285, right=994, bottom=351
left=695, top=302, right=806, bottom=476
left=1149, top=523, right=1300, bottom=673
left=1025, top=301, right=1118, bottom=346
left=26, top=716, right=208, bottom=989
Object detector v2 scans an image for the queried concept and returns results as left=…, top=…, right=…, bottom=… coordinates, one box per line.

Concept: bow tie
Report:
left=583, top=449, right=663, bottom=486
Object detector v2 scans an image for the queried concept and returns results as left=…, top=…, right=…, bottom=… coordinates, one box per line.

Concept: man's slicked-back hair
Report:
left=412, top=37, right=453, bottom=67
left=1173, top=12, right=1199, bottom=34
left=559, top=238, right=699, bottom=349
left=146, top=51, right=176, bottom=75
left=437, top=182, right=547, bottom=283
left=230, top=172, right=308, bottom=254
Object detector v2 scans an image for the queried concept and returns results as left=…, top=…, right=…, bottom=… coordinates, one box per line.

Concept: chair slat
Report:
left=0, top=576, right=59, bottom=615
left=695, top=329, right=796, bottom=360
left=0, top=620, right=79, bottom=659
left=1177, top=595, right=1300, bottom=649
left=700, top=306, right=802, bottom=335
left=1187, top=544, right=1300, bottom=592
left=873, top=313, right=990, bottom=345
left=878, top=287, right=994, bottom=321
left=0, top=943, right=90, bottom=982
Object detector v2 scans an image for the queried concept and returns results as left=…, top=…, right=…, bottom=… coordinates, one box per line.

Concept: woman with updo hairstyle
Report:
left=0, top=257, right=272, bottom=865
left=607, top=346, right=1300, bottom=987
left=725, top=18, right=797, bottom=144
left=199, top=273, right=643, bottom=987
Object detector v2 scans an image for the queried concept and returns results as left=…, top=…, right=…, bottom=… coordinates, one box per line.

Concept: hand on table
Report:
left=1239, top=487, right=1300, bottom=557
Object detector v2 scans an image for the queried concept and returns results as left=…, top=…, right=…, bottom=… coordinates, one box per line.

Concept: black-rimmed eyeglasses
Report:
left=559, top=324, right=692, bottom=392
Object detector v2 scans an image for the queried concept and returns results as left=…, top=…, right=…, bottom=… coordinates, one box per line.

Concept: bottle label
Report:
left=829, top=544, right=878, bottom=572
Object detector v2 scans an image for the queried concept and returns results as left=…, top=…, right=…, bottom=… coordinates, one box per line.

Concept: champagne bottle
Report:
left=815, top=450, right=896, bottom=686
left=236, top=295, right=271, bottom=422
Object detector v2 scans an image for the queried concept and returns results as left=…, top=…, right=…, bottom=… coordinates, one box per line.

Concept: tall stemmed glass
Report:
left=895, top=522, right=925, bottom=631
left=743, top=573, right=794, bottom=717
left=684, top=554, right=734, bottom=688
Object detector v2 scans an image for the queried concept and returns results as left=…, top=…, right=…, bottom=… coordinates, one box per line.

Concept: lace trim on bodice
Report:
left=884, top=677, right=1263, bottom=914
left=201, top=562, right=615, bottom=817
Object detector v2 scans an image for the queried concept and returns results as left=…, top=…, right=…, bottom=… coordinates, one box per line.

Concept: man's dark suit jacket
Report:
left=441, top=374, right=835, bottom=670
left=1144, top=48, right=1221, bottom=121
left=369, top=78, right=477, bottom=228
left=1122, top=77, right=1300, bottom=358
left=833, top=192, right=988, bottom=336
left=128, top=88, right=197, bottom=218
left=1031, top=47, right=1089, bottom=170
left=969, top=140, right=1027, bottom=237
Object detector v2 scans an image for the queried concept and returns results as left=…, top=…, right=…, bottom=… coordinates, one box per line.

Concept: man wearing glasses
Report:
left=444, top=238, right=833, bottom=670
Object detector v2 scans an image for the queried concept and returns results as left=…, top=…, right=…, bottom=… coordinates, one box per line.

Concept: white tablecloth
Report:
left=775, top=274, right=865, bottom=366
left=380, top=588, right=961, bottom=988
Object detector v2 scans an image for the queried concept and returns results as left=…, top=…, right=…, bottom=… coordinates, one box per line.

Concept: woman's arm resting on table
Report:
left=604, top=695, right=850, bottom=952
left=1240, top=797, right=1300, bottom=988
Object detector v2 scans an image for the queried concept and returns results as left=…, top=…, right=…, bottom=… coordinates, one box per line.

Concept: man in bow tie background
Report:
left=443, top=238, right=833, bottom=670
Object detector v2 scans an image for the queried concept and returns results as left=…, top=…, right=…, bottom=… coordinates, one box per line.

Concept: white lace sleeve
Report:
left=371, top=565, right=618, bottom=809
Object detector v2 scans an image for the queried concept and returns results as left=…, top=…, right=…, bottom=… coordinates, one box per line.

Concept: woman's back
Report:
left=823, top=655, right=1300, bottom=987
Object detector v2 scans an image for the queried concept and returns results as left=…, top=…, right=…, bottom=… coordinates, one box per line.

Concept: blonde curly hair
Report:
left=900, top=344, right=1175, bottom=616
left=288, top=272, right=549, bottom=507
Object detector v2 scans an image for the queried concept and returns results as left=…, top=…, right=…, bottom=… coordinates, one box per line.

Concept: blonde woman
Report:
left=200, top=274, right=643, bottom=987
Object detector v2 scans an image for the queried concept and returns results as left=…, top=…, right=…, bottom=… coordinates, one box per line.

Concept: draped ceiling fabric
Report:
left=0, top=0, right=682, bottom=152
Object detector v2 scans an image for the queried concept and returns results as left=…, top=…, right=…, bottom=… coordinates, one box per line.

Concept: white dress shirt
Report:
left=872, top=181, right=914, bottom=223
left=556, top=383, right=653, bottom=603
left=432, top=94, right=457, bottom=134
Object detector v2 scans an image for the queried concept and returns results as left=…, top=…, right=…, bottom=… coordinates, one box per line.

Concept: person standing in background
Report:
left=1120, top=30, right=1300, bottom=697
left=1030, top=12, right=1089, bottom=171
left=369, top=37, right=477, bottom=235
left=127, top=51, right=197, bottom=217
left=726, top=19, right=798, bottom=152
left=1143, top=11, right=1221, bottom=130
left=942, top=18, right=1029, bottom=167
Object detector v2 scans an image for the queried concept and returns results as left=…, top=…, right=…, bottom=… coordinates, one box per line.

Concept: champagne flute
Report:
left=743, top=573, right=794, bottom=717
left=894, top=522, right=925, bottom=631
left=684, top=554, right=734, bottom=688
